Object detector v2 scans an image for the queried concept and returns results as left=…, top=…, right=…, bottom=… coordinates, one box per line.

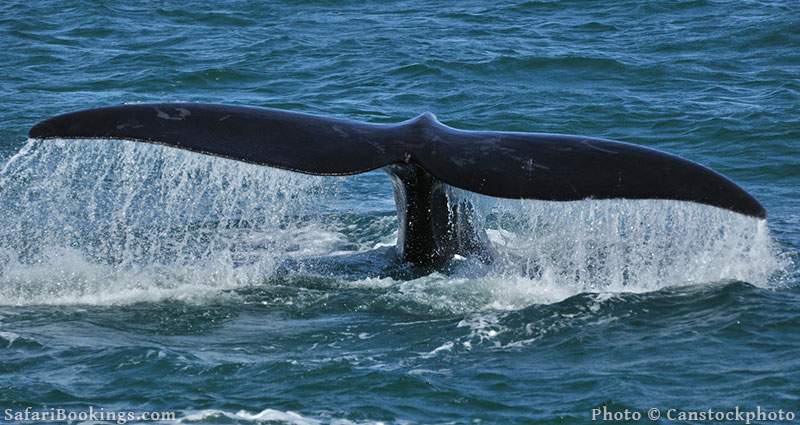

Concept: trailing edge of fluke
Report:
left=29, top=103, right=766, bottom=267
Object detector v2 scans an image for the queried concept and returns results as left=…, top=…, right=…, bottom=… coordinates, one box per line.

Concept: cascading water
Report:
left=0, top=138, right=788, bottom=308
left=0, top=138, right=343, bottom=304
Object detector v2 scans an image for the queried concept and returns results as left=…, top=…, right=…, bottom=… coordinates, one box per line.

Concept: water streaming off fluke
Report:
left=0, top=138, right=787, bottom=307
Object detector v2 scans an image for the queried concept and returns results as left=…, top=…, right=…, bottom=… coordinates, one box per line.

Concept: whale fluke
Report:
left=29, top=103, right=766, bottom=266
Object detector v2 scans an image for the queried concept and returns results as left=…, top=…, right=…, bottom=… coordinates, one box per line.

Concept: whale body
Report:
left=30, top=103, right=766, bottom=267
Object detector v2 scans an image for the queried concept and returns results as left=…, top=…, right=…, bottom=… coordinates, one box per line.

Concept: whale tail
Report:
left=29, top=103, right=766, bottom=267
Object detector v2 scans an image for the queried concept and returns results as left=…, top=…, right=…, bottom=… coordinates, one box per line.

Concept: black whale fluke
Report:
left=29, top=103, right=766, bottom=267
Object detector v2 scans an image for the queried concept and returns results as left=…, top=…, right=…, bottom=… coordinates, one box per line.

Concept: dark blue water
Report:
left=1, top=1, right=798, bottom=424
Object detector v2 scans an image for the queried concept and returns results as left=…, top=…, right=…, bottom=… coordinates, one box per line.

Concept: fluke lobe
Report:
left=30, top=103, right=766, bottom=267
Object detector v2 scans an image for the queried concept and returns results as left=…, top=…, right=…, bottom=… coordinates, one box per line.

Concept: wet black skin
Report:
left=30, top=103, right=766, bottom=267
left=385, top=163, right=492, bottom=267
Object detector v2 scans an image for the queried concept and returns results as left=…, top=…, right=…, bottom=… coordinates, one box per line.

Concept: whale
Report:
left=29, top=103, right=766, bottom=268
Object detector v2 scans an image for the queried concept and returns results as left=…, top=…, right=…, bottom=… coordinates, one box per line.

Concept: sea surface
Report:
left=1, top=1, right=798, bottom=424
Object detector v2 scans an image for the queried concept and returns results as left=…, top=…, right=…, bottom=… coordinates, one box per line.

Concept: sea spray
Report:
left=353, top=190, right=788, bottom=315
left=482, top=195, right=784, bottom=291
left=0, top=138, right=339, bottom=305
left=0, top=139, right=788, bottom=307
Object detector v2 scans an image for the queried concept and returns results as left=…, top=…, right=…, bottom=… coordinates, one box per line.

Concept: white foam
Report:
left=421, top=341, right=454, bottom=358
left=0, top=331, right=20, bottom=347
left=178, top=408, right=320, bottom=425
left=177, top=407, right=390, bottom=425
left=0, top=246, right=242, bottom=305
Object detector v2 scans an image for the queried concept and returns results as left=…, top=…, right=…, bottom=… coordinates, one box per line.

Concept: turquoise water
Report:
left=1, top=1, right=799, bottom=424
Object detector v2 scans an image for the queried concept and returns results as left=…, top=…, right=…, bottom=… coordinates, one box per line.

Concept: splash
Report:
left=346, top=191, right=788, bottom=314
left=482, top=193, right=784, bottom=292
left=0, top=139, right=789, bottom=307
left=0, top=138, right=341, bottom=305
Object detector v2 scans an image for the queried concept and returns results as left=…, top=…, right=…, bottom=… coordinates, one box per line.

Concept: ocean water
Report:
left=1, top=1, right=798, bottom=424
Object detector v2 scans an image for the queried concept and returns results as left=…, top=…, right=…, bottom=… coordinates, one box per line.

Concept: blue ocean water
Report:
left=1, top=1, right=799, bottom=424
